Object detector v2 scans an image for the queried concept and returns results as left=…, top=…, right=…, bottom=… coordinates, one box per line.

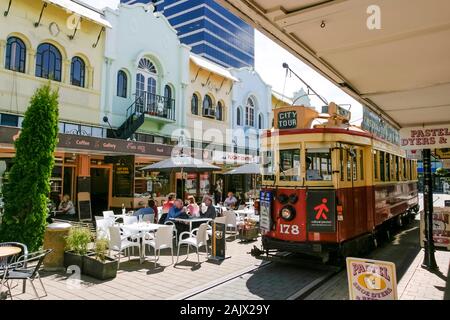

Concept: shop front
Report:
left=0, top=126, right=173, bottom=217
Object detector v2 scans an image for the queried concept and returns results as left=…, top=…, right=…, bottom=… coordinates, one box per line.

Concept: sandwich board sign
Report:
left=346, top=257, right=397, bottom=300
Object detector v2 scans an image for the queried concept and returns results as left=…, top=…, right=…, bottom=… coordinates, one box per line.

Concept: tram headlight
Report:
left=280, top=205, right=296, bottom=221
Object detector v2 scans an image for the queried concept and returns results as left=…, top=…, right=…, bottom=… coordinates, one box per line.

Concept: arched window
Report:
left=35, top=43, right=62, bottom=81
left=5, top=36, right=26, bottom=73
left=237, top=107, right=242, bottom=126
left=164, top=85, right=172, bottom=108
left=246, top=97, right=255, bottom=126
left=70, top=56, right=85, bottom=87
left=258, top=113, right=263, bottom=129
left=117, top=70, right=128, bottom=98
left=191, top=94, right=199, bottom=115
left=203, top=95, right=213, bottom=117
left=216, top=101, right=223, bottom=121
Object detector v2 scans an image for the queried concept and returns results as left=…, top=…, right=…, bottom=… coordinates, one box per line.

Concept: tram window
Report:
left=347, top=151, right=352, bottom=181
left=395, top=156, right=399, bottom=181
left=353, top=152, right=358, bottom=181
left=279, top=149, right=300, bottom=181
left=340, top=149, right=344, bottom=181
left=306, top=149, right=332, bottom=181
left=386, top=154, right=391, bottom=181
left=360, top=150, right=364, bottom=180
left=402, top=158, right=407, bottom=180
left=380, top=151, right=385, bottom=182
left=262, top=151, right=275, bottom=181
left=373, top=151, right=378, bottom=180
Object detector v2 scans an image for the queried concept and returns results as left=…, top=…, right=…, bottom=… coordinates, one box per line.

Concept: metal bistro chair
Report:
left=0, top=242, right=28, bottom=294
left=2, top=249, right=52, bottom=300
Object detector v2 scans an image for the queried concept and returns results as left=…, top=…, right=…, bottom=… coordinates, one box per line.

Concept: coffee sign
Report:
left=277, top=111, right=297, bottom=129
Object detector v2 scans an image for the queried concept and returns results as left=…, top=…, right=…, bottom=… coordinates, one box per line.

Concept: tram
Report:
left=256, top=103, right=419, bottom=262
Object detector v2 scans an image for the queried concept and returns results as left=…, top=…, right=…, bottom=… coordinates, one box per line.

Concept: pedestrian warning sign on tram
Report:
left=346, top=257, right=398, bottom=300
left=306, top=190, right=336, bottom=232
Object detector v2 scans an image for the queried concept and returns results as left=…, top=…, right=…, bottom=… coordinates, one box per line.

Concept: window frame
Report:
left=70, top=56, right=86, bottom=88
left=117, top=70, right=128, bottom=98
left=35, top=43, right=62, bottom=81
left=5, top=36, right=26, bottom=73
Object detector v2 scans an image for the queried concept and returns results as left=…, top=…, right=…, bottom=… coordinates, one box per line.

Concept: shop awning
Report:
left=43, top=0, right=112, bottom=28
left=190, top=54, right=239, bottom=82
left=217, top=0, right=450, bottom=129
left=224, top=163, right=261, bottom=175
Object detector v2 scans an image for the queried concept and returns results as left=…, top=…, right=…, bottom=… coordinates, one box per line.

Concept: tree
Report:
left=0, top=84, right=59, bottom=251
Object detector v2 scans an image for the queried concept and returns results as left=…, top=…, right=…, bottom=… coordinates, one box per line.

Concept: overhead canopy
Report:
left=217, top=0, right=450, bottom=128
left=190, top=53, right=239, bottom=82
left=44, top=0, right=112, bottom=28
left=225, top=163, right=261, bottom=175
left=140, top=155, right=221, bottom=173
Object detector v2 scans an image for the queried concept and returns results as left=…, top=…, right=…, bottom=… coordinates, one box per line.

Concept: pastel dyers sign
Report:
left=346, top=257, right=397, bottom=300
left=400, top=125, right=450, bottom=149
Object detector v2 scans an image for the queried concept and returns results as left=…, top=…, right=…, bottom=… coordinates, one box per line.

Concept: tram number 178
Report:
left=279, top=224, right=299, bottom=235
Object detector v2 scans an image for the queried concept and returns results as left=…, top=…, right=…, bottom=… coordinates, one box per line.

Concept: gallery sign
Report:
left=400, top=125, right=450, bottom=150
left=346, top=257, right=397, bottom=300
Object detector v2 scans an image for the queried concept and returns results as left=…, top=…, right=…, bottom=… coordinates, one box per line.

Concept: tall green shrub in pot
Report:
left=0, top=84, right=59, bottom=251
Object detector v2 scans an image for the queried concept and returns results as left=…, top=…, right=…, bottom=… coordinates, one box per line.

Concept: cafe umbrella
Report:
left=140, top=155, right=221, bottom=198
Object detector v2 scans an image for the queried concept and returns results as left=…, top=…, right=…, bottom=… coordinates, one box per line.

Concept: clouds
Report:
left=254, top=30, right=363, bottom=125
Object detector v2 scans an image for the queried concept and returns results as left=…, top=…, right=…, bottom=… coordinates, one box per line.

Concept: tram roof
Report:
left=217, top=0, right=450, bottom=129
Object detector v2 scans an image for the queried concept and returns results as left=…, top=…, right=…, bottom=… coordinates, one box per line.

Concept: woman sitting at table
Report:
left=200, top=196, right=217, bottom=219
left=162, top=193, right=175, bottom=213
left=58, top=194, right=75, bottom=215
left=187, top=196, right=200, bottom=217
left=148, top=199, right=159, bottom=223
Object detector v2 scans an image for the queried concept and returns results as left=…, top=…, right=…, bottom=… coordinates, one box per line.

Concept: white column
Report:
left=0, top=40, right=6, bottom=69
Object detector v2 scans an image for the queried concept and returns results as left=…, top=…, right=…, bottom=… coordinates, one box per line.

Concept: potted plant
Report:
left=64, top=227, right=92, bottom=272
left=83, top=238, right=118, bottom=280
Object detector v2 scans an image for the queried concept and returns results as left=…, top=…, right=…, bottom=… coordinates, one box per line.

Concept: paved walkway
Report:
left=7, top=237, right=263, bottom=300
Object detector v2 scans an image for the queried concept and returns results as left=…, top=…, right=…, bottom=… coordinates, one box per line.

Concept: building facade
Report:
left=122, top=0, right=255, bottom=69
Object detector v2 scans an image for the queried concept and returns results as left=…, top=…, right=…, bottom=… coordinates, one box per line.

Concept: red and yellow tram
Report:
left=257, top=103, right=418, bottom=261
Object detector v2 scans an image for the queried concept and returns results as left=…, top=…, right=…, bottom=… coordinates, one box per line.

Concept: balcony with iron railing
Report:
left=130, top=91, right=176, bottom=122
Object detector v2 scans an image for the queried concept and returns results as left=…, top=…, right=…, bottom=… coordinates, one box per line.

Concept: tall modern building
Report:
left=121, top=0, right=255, bottom=68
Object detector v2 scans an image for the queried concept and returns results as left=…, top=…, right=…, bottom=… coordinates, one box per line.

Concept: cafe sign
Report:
left=400, top=125, right=450, bottom=150
left=346, top=257, right=397, bottom=300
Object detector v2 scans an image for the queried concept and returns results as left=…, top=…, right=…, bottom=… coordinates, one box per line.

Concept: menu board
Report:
left=113, top=155, right=135, bottom=197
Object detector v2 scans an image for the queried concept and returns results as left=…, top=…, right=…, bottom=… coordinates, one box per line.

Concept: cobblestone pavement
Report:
left=6, top=237, right=263, bottom=300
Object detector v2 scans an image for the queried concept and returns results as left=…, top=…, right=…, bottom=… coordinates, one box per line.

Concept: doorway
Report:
left=90, top=167, right=111, bottom=217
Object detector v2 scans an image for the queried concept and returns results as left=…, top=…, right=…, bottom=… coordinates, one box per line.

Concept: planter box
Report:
left=83, top=255, right=118, bottom=280
left=239, top=227, right=259, bottom=241
left=64, top=251, right=84, bottom=271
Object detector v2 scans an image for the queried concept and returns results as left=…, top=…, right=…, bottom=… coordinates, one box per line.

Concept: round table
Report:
left=0, top=246, right=21, bottom=258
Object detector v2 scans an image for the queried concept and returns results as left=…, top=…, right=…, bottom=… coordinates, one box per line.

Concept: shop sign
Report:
left=306, top=190, right=336, bottom=232
left=400, top=125, right=450, bottom=150
left=346, top=257, right=397, bottom=300
left=259, top=191, right=272, bottom=232
left=212, top=151, right=257, bottom=164
left=361, top=107, right=400, bottom=145
left=405, top=149, right=422, bottom=160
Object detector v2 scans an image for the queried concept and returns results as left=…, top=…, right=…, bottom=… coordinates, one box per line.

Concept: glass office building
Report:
left=121, top=0, right=255, bottom=68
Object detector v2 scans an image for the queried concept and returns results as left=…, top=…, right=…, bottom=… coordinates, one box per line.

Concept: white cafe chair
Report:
left=108, top=226, right=141, bottom=267
left=224, top=211, right=239, bottom=240
left=96, top=218, right=110, bottom=241
left=164, top=221, right=178, bottom=246
left=143, top=225, right=174, bottom=268
left=176, top=223, right=208, bottom=264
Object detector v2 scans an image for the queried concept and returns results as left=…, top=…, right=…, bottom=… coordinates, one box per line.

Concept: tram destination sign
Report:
left=277, top=111, right=297, bottom=129
left=400, top=125, right=450, bottom=150
left=346, top=257, right=398, bottom=300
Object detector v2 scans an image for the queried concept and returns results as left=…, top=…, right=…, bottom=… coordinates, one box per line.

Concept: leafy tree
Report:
left=0, top=84, right=59, bottom=251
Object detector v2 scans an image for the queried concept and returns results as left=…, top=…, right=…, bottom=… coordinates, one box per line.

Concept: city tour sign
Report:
left=346, top=257, right=397, bottom=300
left=400, top=125, right=450, bottom=150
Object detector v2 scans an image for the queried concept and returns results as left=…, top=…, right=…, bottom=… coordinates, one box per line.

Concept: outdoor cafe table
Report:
left=121, top=222, right=160, bottom=263
left=234, top=208, right=255, bottom=218
left=0, top=246, right=22, bottom=299
left=170, top=217, right=212, bottom=232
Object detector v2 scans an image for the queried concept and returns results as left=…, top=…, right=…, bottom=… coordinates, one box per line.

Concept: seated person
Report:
left=162, top=193, right=175, bottom=213
left=58, top=194, right=76, bottom=215
left=200, top=196, right=217, bottom=219
left=133, top=200, right=154, bottom=219
left=148, top=199, right=159, bottom=223
left=164, top=199, right=186, bottom=223
left=187, top=196, right=200, bottom=217
left=223, top=191, right=238, bottom=209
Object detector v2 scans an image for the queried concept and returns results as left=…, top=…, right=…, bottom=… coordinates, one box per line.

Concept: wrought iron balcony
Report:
left=134, top=91, right=175, bottom=121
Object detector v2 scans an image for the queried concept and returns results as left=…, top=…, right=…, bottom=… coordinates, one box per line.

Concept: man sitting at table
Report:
left=200, top=196, right=217, bottom=219
left=223, top=192, right=238, bottom=209
left=164, top=199, right=187, bottom=223
left=133, top=200, right=154, bottom=220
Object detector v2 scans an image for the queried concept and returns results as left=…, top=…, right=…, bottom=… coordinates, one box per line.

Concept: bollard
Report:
left=43, top=222, right=72, bottom=271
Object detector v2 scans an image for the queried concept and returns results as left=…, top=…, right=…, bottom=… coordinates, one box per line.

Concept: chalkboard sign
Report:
left=77, top=192, right=92, bottom=221
left=112, top=155, right=135, bottom=197
left=277, top=111, right=297, bottom=129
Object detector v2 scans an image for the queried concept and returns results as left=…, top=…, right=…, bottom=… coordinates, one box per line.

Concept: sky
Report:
left=84, top=0, right=363, bottom=124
